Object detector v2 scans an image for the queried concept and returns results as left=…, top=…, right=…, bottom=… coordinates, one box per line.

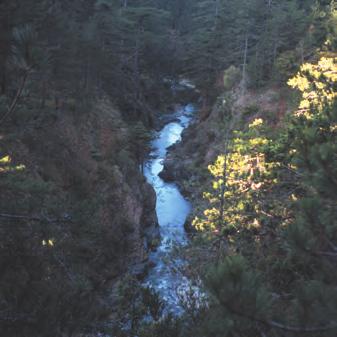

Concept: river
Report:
left=143, top=103, right=195, bottom=314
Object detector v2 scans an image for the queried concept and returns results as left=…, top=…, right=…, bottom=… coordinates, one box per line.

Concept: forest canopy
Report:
left=0, top=0, right=336, bottom=336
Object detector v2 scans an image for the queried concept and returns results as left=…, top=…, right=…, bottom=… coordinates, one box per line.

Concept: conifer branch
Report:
left=223, top=302, right=337, bottom=333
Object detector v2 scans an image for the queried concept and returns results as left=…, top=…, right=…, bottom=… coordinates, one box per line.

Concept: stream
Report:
left=143, top=104, right=195, bottom=314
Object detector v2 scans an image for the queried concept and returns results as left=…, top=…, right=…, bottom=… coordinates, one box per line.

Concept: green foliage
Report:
left=129, top=121, right=153, bottom=169
left=0, top=0, right=182, bottom=125
left=193, top=118, right=280, bottom=239
left=183, top=0, right=337, bottom=92
left=138, top=315, right=182, bottom=337
left=142, top=287, right=164, bottom=321
left=274, top=50, right=300, bottom=83
left=0, top=150, right=133, bottom=336
left=114, top=277, right=171, bottom=336
left=202, top=256, right=271, bottom=336
left=223, top=66, right=241, bottom=91
left=189, top=56, right=337, bottom=337
left=10, top=25, right=38, bottom=72
left=1, top=0, right=337, bottom=336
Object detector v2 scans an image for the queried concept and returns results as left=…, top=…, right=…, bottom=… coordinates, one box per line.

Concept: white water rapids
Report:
left=143, top=104, right=195, bottom=314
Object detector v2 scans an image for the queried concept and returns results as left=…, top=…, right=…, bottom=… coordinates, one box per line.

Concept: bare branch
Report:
left=0, top=213, right=72, bottom=224
left=0, top=70, right=30, bottom=125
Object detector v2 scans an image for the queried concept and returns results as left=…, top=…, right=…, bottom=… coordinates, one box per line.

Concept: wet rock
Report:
left=158, top=163, right=175, bottom=182
left=159, top=156, right=192, bottom=185
left=130, top=261, right=150, bottom=281
left=143, top=226, right=161, bottom=250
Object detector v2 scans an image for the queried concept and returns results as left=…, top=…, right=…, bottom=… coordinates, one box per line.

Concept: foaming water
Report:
left=143, top=104, right=194, bottom=314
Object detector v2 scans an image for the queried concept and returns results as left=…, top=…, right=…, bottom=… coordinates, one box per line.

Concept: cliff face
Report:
left=1, top=99, right=159, bottom=280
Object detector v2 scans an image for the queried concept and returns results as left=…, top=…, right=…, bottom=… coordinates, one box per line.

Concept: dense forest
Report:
left=0, top=0, right=336, bottom=336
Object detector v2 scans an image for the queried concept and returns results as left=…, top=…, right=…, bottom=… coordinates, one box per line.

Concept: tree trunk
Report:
left=0, top=71, right=29, bottom=125
left=214, top=0, right=219, bottom=28
left=0, top=68, right=6, bottom=95
left=299, top=40, right=304, bottom=64
left=134, top=23, right=142, bottom=107
left=241, top=34, right=249, bottom=96
left=272, top=39, right=278, bottom=64
left=40, top=78, right=47, bottom=108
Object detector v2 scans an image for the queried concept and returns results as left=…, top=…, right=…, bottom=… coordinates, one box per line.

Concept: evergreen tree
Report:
left=192, top=56, right=337, bottom=337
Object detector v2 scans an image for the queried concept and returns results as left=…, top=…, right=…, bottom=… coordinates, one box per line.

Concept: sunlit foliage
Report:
left=288, top=56, right=337, bottom=113
left=0, top=154, right=25, bottom=172
left=193, top=118, right=279, bottom=237
left=191, top=56, right=337, bottom=337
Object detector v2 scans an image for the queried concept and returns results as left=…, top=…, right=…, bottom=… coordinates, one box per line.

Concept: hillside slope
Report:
left=0, top=99, right=158, bottom=335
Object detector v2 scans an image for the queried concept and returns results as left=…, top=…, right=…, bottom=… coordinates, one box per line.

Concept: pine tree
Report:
left=193, top=56, right=337, bottom=337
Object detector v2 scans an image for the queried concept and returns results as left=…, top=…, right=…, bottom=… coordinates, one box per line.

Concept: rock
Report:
left=143, top=226, right=161, bottom=250
left=140, top=182, right=160, bottom=250
left=130, top=261, right=150, bottom=281
left=158, top=164, right=175, bottom=182
left=184, top=214, right=197, bottom=234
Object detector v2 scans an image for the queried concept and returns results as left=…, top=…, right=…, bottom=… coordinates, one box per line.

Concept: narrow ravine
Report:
left=143, top=104, right=195, bottom=314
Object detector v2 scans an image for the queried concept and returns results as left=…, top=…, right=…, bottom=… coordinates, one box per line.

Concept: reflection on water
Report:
left=143, top=104, right=194, bottom=314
